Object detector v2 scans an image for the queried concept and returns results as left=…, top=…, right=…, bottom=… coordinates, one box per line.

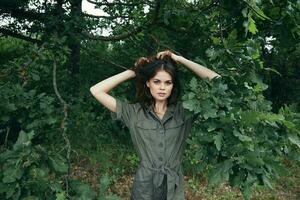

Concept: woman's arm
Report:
left=157, top=50, right=221, bottom=80
left=90, top=70, right=136, bottom=113
left=173, top=55, right=221, bottom=80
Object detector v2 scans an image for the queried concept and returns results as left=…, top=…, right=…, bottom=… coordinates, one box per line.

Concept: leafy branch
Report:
left=87, top=0, right=161, bottom=41
left=217, top=4, right=242, bottom=69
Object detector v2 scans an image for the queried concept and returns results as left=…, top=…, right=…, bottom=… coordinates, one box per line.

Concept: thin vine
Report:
left=52, top=57, right=71, bottom=198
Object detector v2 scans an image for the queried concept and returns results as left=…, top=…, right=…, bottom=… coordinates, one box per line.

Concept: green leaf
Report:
left=254, top=82, right=268, bottom=93
left=208, top=160, right=233, bottom=185
left=5, top=103, right=17, bottom=111
left=233, top=130, right=252, bottom=142
left=205, top=48, right=218, bottom=61
left=213, top=133, right=223, bottom=151
left=182, top=99, right=198, bottom=112
left=13, top=130, right=35, bottom=150
left=29, top=167, right=49, bottom=179
left=189, top=77, right=198, bottom=91
left=263, top=67, right=281, bottom=76
left=56, top=192, right=67, bottom=200
left=49, top=155, right=68, bottom=174
left=2, top=167, right=23, bottom=183
left=31, top=72, right=40, bottom=81
left=99, top=174, right=111, bottom=193
left=262, top=174, right=273, bottom=189
left=70, top=180, right=95, bottom=199
left=210, top=36, right=221, bottom=45
left=288, top=133, right=300, bottom=149
left=245, top=152, right=264, bottom=166
left=248, top=16, right=258, bottom=34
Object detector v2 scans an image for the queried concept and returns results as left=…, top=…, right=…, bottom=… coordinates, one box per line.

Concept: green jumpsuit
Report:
left=111, top=99, right=194, bottom=200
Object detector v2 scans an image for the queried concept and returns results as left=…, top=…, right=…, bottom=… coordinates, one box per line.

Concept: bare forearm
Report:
left=173, top=55, right=221, bottom=80
left=90, top=70, right=136, bottom=93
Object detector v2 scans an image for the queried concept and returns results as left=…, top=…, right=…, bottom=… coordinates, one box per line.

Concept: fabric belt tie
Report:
left=140, top=161, right=180, bottom=194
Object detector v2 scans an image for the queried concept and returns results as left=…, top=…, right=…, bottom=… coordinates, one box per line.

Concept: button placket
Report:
left=157, top=123, right=165, bottom=164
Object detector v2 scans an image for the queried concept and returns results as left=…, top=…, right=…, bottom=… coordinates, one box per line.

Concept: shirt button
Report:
left=158, top=157, right=163, bottom=161
left=159, top=130, right=164, bottom=134
left=159, top=143, right=163, bottom=147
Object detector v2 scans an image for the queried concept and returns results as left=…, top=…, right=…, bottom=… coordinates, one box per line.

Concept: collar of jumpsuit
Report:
left=145, top=102, right=176, bottom=122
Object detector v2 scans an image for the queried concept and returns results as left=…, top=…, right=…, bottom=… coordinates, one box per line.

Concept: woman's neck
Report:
left=153, top=100, right=167, bottom=114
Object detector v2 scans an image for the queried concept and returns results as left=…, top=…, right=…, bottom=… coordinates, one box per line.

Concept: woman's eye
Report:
left=166, top=82, right=173, bottom=85
left=153, top=80, right=160, bottom=84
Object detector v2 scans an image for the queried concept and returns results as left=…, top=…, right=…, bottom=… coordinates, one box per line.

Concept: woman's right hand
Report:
left=131, top=57, right=150, bottom=72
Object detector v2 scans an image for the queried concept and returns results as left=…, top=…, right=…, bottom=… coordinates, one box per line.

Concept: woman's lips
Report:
left=158, top=93, right=166, bottom=96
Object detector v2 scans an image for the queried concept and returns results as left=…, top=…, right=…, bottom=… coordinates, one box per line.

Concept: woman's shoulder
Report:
left=174, top=101, right=194, bottom=120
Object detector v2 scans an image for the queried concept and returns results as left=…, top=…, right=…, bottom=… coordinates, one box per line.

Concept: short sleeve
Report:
left=176, top=102, right=195, bottom=138
left=111, top=99, right=136, bottom=128
left=177, top=101, right=193, bottom=121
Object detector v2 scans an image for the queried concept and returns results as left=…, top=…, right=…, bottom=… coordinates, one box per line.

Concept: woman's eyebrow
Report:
left=153, top=78, right=172, bottom=82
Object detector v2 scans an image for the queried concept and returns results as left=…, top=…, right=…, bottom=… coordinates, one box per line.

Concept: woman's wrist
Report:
left=128, top=69, right=136, bottom=78
left=171, top=53, right=183, bottom=63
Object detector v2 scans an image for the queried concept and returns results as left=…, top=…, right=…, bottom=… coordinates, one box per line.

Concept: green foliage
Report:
left=0, top=130, right=67, bottom=200
left=0, top=83, right=58, bottom=132
left=182, top=77, right=300, bottom=199
left=0, top=0, right=299, bottom=199
left=97, top=174, right=122, bottom=200
left=69, top=180, right=96, bottom=200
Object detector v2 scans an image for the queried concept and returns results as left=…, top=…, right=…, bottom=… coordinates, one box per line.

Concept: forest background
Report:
left=0, top=0, right=299, bottom=199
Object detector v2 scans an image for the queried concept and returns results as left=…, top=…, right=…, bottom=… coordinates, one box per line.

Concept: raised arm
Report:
left=157, top=50, right=221, bottom=80
left=90, top=70, right=136, bottom=113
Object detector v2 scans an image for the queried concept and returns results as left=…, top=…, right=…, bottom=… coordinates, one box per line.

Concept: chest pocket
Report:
left=136, top=121, right=158, bottom=130
left=164, top=119, right=185, bottom=139
left=135, top=121, right=158, bottom=143
left=165, top=119, right=184, bottom=130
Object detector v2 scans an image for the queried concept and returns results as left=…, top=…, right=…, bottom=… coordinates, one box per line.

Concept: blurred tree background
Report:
left=0, top=0, right=299, bottom=199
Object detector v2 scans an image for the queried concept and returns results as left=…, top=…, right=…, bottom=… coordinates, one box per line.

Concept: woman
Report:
left=90, top=50, right=220, bottom=200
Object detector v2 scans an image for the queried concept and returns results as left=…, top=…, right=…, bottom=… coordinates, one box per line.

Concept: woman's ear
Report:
left=146, top=81, right=150, bottom=88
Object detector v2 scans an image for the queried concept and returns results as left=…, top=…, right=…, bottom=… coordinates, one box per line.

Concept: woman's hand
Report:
left=134, top=57, right=149, bottom=67
left=131, top=57, right=150, bottom=72
left=156, top=50, right=180, bottom=63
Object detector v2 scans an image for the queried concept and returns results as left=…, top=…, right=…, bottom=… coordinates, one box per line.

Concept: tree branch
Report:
left=149, top=34, right=181, bottom=55
left=86, top=0, right=141, bottom=7
left=87, top=0, right=161, bottom=41
left=0, top=28, right=42, bottom=44
left=83, top=12, right=131, bottom=20
left=242, top=0, right=275, bottom=22
left=184, top=0, right=219, bottom=13
left=218, top=5, right=242, bottom=69
left=0, top=7, right=46, bottom=22
left=81, top=45, right=130, bottom=70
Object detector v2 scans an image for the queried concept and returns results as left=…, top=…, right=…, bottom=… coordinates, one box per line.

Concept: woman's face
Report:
left=146, top=70, right=173, bottom=102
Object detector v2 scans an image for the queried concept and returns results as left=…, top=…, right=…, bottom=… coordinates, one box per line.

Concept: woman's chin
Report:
left=153, top=95, right=169, bottom=101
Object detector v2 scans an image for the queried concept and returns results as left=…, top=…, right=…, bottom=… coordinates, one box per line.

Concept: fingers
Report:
left=135, top=57, right=149, bottom=66
left=156, top=50, right=172, bottom=59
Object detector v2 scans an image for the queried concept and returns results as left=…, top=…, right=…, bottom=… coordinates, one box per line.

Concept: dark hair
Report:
left=134, top=56, right=180, bottom=109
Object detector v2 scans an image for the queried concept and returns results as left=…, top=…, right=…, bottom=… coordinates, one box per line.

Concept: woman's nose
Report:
left=160, top=83, right=165, bottom=90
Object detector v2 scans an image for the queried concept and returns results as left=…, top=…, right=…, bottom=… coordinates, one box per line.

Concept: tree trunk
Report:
left=67, top=0, right=82, bottom=76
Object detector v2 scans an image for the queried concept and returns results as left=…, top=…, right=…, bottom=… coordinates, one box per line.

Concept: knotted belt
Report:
left=140, top=160, right=181, bottom=200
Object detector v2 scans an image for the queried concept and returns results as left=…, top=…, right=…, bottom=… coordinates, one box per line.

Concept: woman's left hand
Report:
left=156, top=50, right=180, bottom=62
